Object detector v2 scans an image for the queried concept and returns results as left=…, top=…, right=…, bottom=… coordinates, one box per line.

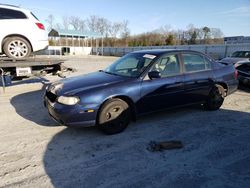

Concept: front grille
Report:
left=46, top=91, right=57, bottom=103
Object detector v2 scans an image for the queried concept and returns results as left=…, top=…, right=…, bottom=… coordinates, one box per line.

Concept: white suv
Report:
left=0, top=4, right=48, bottom=59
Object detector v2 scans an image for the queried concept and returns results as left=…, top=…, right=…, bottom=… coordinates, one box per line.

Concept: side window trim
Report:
left=181, top=52, right=212, bottom=73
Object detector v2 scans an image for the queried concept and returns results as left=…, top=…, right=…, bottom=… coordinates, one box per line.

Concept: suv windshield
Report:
left=104, top=53, right=157, bottom=77
left=231, top=51, right=250, bottom=58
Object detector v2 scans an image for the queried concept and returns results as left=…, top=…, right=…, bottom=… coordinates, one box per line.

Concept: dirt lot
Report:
left=1, top=56, right=250, bottom=188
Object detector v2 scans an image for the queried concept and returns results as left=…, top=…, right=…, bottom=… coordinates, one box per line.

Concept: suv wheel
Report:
left=98, top=98, right=131, bottom=135
left=3, top=37, right=31, bottom=59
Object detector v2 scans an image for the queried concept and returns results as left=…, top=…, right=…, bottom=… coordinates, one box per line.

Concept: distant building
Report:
left=224, top=36, right=250, bottom=44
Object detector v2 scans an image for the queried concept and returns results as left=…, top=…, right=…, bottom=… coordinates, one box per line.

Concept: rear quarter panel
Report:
left=212, top=62, right=238, bottom=95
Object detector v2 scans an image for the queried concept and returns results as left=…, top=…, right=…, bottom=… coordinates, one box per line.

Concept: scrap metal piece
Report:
left=147, top=140, right=183, bottom=152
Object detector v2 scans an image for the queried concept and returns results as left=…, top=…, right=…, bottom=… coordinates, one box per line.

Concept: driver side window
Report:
left=152, top=54, right=180, bottom=77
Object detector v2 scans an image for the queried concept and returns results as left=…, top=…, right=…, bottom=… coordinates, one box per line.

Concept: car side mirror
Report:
left=148, top=71, right=161, bottom=79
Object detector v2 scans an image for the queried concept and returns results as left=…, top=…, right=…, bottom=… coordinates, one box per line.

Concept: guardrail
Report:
left=92, top=43, right=250, bottom=60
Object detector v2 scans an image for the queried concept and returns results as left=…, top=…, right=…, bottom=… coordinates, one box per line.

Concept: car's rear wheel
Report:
left=98, top=98, right=131, bottom=135
left=3, top=37, right=31, bottom=59
left=204, top=84, right=225, bottom=111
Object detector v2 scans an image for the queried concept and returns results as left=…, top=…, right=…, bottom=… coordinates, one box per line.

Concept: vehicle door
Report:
left=138, top=53, right=185, bottom=114
left=181, top=52, right=214, bottom=104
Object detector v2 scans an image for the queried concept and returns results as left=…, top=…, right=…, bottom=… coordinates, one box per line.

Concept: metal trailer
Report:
left=0, top=57, right=68, bottom=76
left=0, top=57, right=72, bottom=92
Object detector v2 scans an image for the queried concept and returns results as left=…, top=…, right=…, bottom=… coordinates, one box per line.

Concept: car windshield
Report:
left=104, top=53, right=157, bottom=77
left=231, top=51, right=250, bottom=58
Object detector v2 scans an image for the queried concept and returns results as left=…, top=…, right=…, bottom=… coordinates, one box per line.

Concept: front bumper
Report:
left=44, top=96, right=97, bottom=127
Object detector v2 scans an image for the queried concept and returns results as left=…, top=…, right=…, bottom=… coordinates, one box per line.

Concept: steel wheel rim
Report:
left=105, top=105, right=124, bottom=122
left=8, top=40, right=28, bottom=58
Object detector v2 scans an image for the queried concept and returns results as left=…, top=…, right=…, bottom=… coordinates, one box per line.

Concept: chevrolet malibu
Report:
left=44, top=50, right=238, bottom=134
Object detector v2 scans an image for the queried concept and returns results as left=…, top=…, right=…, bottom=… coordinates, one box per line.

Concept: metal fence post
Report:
left=0, top=68, right=5, bottom=93
left=224, top=45, right=228, bottom=57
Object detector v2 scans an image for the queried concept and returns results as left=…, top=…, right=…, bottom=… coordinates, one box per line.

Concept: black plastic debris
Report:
left=147, top=140, right=183, bottom=152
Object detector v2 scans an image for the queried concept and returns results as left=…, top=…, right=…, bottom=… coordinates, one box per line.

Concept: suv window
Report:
left=0, top=8, right=27, bottom=19
left=183, top=53, right=211, bottom=72
left=152, top=54, right=180, bottom=77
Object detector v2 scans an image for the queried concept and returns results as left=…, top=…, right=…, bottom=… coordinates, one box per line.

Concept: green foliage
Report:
left=165, top=34, right=175, bottom=45
left=189, top=31, right=197, bottom=44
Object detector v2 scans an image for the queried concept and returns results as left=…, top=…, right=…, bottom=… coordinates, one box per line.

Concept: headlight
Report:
left=57, top=96, right=79, bottom=105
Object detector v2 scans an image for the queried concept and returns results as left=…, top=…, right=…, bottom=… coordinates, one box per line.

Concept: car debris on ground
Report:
left=147, top=140, right=183, bottom=152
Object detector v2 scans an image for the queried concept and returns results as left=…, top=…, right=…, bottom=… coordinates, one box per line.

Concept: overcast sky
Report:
left=2, top=0, right=250, bottom=36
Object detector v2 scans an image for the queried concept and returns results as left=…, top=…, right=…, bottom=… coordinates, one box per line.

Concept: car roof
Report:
left=131, top=49, right=203, bottom=55
left=0, top=4, right=30, bottom=13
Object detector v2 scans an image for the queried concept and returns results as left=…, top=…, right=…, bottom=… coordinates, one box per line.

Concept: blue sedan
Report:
left=44, top=49, right=238, bottom=134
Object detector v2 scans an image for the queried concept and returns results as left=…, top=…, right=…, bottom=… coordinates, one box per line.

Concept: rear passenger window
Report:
left=183, top=54, right=211, bottom=72
left=0, top=8, right=27, bottom=19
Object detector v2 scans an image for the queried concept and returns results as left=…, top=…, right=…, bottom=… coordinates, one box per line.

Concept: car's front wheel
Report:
left=98, top=98, right=131, bottom=135
left=3, top=37, right=31, bottom=59
left=204, top=84, right=225, bottom=111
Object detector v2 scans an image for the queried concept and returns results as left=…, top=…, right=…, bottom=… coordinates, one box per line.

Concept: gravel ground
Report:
left=0, top=55, right=250, bottom=188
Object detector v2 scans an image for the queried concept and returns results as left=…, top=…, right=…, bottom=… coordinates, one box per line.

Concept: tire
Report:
left=98, top=98, right=131, bottom=135
left=204, top=85, right=225, bottom=111
left=3, top=37, right=31, bottom=59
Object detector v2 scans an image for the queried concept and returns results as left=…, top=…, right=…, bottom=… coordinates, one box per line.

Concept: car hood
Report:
left=220, top=57, right=250, bottom=64
left=51, top=71, right=129, bottom=96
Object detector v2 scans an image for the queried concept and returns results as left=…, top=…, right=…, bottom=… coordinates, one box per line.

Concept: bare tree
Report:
left=97, top=17, right=110, bottom=37
left=155, top=24, right=172, bottom=35
left=186, top=24, right=202, bottom=44
left=87, top=15, right=99, bottom=32
left=55, top=23, right=62, bottom=30
left=120, top=20, right=130, bottom=39
left=87, top=15, right=110, bottom=36
left=62, top=16, right=70, bottom=30
left=69, top=16, right=85, bottom=31
left=79, top=20, right=85, bottom=32
left=109, top=22, right=122, bottom=38
left=45, top=14, right=54, bottom=31
left=210, top=28, right=224, bottom=38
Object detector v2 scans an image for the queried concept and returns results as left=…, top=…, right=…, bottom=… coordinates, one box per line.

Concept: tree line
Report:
left=46, top=15, right=224, bottom=47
